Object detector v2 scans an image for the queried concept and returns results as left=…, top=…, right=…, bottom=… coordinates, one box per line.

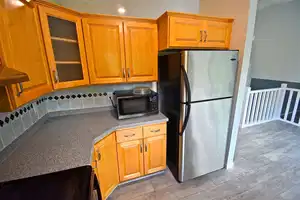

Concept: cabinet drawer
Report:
left=143, top=123, right=166, bottom=138
left=116, top=127, right=143, bottom=143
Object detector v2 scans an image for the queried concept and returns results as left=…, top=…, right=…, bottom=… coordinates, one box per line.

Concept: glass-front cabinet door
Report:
left=38, top=6, right=89, bottom=89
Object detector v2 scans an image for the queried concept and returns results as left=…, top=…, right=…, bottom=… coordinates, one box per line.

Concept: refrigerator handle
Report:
left=179, top=65, right=192, bottom=136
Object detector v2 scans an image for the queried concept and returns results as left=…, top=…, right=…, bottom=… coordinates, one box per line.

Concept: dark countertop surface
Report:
left=0, top=109, right=168, bottom=182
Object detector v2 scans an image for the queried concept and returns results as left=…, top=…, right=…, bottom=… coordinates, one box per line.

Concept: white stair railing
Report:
left=241, top=83, right=295, bottom=128
left=279, top=87, right=300, bottom=126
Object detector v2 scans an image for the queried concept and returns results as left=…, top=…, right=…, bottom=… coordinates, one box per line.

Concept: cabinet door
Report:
left=39, top=6, right=89, bottom=89
left=83, top=18, right=126, bottom=84
left=169, top=16, right=206, bottom=48
left=123, top=21, right=158, bottom=82
left=202, top=20, right=232, bottom=49
left=0, top=3, right=52, bottom=108
left=117, top=139, right=144, bottom=182
left=94, top=133, right=119, bottom=200
left=144, top=135, right=167, bottom=175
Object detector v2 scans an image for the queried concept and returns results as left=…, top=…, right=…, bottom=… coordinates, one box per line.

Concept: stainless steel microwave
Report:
left=113, top=90, right=159, bottom=120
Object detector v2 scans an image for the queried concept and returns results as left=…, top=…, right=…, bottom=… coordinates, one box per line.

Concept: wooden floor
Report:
left=109, top=121, right=300, bottom=200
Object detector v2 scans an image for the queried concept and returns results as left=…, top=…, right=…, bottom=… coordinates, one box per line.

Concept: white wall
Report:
left=56, top=0, right=199, bottom=18
left=250, top=0, right=300, bottom=83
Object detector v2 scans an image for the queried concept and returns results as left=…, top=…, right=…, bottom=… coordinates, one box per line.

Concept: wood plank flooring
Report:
left=109, top=121, right=300, bottom=200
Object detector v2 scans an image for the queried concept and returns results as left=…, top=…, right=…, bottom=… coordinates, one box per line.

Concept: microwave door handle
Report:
left=179, top=65, right=192, bottom=136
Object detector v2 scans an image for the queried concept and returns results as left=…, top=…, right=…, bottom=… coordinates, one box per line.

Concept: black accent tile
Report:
left=48, top=97, right=53, bottom=100
left=41, top=99, right=44, bottom=102
left=93, top=93, right=97, bottom=97
left=99, top=93, right=102, bottom=96
left=20, top=110, right=23, bottom=115
left=0, top=120, right=4, bottom=127
left=15, top=112, right=19, bottom=118
left=83, top=94, right=87, bottom=98
left=77, top=94, right=82, bottom=98
left=54, top=96, right=59, bottom=100
left=113, top=92, right=116, bottom=95
left=36, top=101, right=39, bottom=105
left=104, top=92, right=107, bottom=96
left=23, top=107, right=27, bottom=113
left=27, top=106, right=31, bottom=110
left=60, top=96, right=65, bottom=100
left=31, top=104, right=33, bottom=109
left=10, top=114, right=14, bottom=120
left=66, top=95, right=70, bottom=99
left=88, top=93, right=92, bottom=97
left=5, top=117, right=9, bottom=124
left=72, top=95, right=76, bottom=99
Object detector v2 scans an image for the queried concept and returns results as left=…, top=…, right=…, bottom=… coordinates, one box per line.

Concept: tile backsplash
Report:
left=0, top=83, right=153, bottom=152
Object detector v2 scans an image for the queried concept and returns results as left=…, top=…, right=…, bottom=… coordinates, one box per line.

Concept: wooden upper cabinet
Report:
left=117, top=139, right=144, bottom=182
left=94, top=133, right=119, bottom=200
left=123, top=20, right=158, bottom=82
left=202, top=20, right=232, bottom=48
left=169, top=17, right=206, bottom=48
left=0, top=1, right=52, bottom=111
left=38, top=6, right=89, bottom=89
left=144, top=135, right=167, bottom=175
left=158, top=12, right=233, bottom=50
left=82, top=17, right=126, bottom=84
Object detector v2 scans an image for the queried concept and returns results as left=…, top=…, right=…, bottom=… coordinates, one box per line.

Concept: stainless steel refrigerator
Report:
left=158, top=50, right=238, bottom=182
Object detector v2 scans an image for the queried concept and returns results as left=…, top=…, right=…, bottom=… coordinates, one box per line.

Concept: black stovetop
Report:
left=0, top=166, right=92, bottom=200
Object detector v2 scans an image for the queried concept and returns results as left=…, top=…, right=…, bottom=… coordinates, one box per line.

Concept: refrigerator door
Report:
left=178, top=98, right=232, bottom=182
left=184, top=50, right=238, bottom=102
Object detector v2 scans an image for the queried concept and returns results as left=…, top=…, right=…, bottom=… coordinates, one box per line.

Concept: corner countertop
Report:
left=0, top=109, right=168, bottom=183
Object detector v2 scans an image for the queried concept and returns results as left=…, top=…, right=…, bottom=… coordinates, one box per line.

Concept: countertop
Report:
left=0, top=109, right=168, bottom=182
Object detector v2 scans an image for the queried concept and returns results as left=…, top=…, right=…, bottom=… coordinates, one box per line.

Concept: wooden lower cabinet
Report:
left=93, top=123, right=167, bottom=199
left=144, top=135, right=167, bottom=175
left=93, top=133, right=119, bottom=200
left=117, top=139, right=144, bottom=182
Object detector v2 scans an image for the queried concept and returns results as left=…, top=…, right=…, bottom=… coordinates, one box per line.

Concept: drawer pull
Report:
left=140, top=144, right=143, bottom=153
left=145, top=144, right=148, bottom=152
left=150, top=129, right=160, bottom=133
left=17, top=83, right=24, bottom=97
left=200, top=30, right=203, bottom=42
left=97, top=151, right=101, bottom=161
left=124, top=134, right=135, bottom=137
left=204, top=30, right=208, bottom=42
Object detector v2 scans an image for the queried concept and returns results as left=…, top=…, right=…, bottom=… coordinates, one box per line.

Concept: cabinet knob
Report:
left=97, top=151, right=101, bottom=161
left=17, top=83, right=24, bottom=97
left=150, top=129, right=160, bottom=133
left=127, top=68, right=130, bottom=78
left=123, top=68, right=126, bottom=78
left=200, top=30, right=203, bottom=42
left=204, top=30, right=208, bottom=42
left=124, top=134, right=135, bottom=137
left=53, top=70, right=59, bottom=83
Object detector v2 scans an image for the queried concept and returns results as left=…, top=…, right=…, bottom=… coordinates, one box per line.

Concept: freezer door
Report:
left=179, top=98, right=232, bottom=182
left=185, top=51, right=238, bottom=102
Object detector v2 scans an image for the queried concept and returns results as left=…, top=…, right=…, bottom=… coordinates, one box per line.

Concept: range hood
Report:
left=0, top=66, right=29, bottom=86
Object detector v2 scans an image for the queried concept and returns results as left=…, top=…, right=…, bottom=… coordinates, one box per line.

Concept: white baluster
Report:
left=291, top=91, right=300, bottom=123
left=250, top=93, right=258, bottom=124
left=284, top=90, right=293, bottom=120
